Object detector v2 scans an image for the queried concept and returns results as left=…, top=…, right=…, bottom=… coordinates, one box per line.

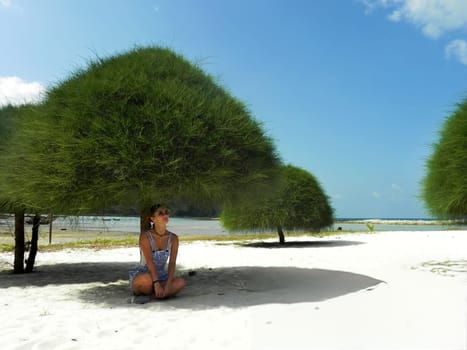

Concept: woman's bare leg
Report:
left=163, top=277, right=186, bottom=298
left=131, top=273, right=153, bottom=295
left=132, top=274, right=185, bottom=299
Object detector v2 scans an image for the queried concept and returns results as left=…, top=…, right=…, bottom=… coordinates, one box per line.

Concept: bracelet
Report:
left=153, top=280, right=160, bottom=284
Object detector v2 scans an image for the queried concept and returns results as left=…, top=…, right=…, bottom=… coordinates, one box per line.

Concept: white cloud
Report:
left=0, top=0, right=12, bottom=8
left=391, top=183, right=401, bottom=191
left=445, top=39, right=467, bottom=65
left=359, top=0, right=391, bottom=15
left=372, top=191, right=381, bottom=198
left=0, top=76, right=46, bottom=107
left=388, top=9, right=402, bottom=22
left=360, top=0, right=467, bottom=38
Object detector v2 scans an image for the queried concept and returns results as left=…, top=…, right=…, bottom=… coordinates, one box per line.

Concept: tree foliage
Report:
left=1, top=46, right=280, bottom=214
left=0, top=104, right=41, bottom=273
left=0, top=104, right=33, bottom=210
left=221, top=165, right=334, bottom=242
left=422, top=98, right=467, bottom=219
left=0, top=104, right=14, bottom=139
left=0, top=105, right=15, bottom=209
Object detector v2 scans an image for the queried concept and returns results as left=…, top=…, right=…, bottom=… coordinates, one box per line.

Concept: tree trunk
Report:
left=14, top=210, right=25, bottom=274
left=277, top=225, right=285, bottom=245
left=48, top=212, right=53, bottom=244
left=25, top=214, right=40, bottom=273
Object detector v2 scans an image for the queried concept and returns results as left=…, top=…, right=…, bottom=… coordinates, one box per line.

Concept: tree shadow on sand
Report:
left=77, top=265, right=383, bottom=310
left=241, top=239, right=364, bottom=249
left=0, top=258, right=383, bottom=311
left=0, top=262, right=134, bottom=287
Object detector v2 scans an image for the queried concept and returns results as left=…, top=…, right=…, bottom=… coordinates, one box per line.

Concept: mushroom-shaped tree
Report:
left=221, top=165, right=334, bottom=244
left=422, top=97, right=467, bottom=220
left=1, top=47, right=281, bottom=271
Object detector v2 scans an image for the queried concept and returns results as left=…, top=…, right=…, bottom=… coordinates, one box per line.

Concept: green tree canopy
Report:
left=221, top=165, right=334, bottom=243
left=1, top=46, right=280, bottom=215
left=0, top=104, right=15, bottom=210
left=0, top=104, right=34, bottom=210
left=422, top=98, right=467, bottom=220
left=0, top=104, right=43, bottom=273
left=0, top=104, right=14, bottom=139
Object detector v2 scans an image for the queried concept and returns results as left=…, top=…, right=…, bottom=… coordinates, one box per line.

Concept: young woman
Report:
left=129, top=204, right=185, bottom=302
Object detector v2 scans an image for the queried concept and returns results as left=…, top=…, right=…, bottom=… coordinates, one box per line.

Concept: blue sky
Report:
left=1, top=0, right=466, bottom=218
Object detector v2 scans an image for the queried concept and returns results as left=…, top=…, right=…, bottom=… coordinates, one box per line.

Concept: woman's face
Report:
left=150, top=207, right=170, bottom=225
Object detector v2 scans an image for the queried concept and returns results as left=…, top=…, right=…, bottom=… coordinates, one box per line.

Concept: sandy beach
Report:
left=0, top=230, right=466, bottom=350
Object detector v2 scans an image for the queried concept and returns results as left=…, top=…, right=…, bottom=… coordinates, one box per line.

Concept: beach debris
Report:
left=415, top=260, right=467, bottom=276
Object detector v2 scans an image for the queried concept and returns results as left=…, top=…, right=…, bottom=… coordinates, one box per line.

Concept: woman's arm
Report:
left=166, top=233, right=179, bottom=282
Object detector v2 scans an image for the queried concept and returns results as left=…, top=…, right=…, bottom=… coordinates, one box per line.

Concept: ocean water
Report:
left=37, top=216, right=467, bottom=234
left=333, top=219, right=466, bottom=233
left=0, top=216, right=465, bottom=240
left=46, top=216, right=225, bottom=235
left=0, top=216, right=228, bottom=244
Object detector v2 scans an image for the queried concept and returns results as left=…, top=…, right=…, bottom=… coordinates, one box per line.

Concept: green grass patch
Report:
left=0, top=243, right=15, bottom=252
left=39, top=237, right=140, bottom=252
left=0, top=230, right=354, bottom=252
left=182, top=230, right=350, bottom=243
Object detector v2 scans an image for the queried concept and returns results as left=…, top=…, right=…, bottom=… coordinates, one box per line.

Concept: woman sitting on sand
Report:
left=129, top=204, right=185, bottom=301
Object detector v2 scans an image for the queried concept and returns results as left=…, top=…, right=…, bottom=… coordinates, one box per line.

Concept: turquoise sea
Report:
left=36, top=216, right=467, bottom=235
left=0, top=216, right=465, bottom=244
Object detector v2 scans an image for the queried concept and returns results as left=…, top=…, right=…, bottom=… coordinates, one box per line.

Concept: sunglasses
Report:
left=155, top=209, right=170, bottom=217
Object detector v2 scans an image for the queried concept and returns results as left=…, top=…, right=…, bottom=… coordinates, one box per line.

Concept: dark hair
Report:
left=141, top=204, right=169, bottom=231
left=149, top=203, right=166, bottom=216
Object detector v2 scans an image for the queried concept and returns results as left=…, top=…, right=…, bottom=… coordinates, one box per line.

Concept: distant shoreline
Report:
left=1, top=213, right=465, bottom=224
left=335, top=218, right=466, bottom=226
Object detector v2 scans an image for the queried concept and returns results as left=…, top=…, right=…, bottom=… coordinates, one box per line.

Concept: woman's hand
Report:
left=163, top=281, right=172, bottom=298
left=154, top=282, right=165, bottom=299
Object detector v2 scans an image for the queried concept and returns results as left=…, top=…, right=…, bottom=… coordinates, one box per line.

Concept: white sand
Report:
left=0, top=230, right=466, bottom=350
